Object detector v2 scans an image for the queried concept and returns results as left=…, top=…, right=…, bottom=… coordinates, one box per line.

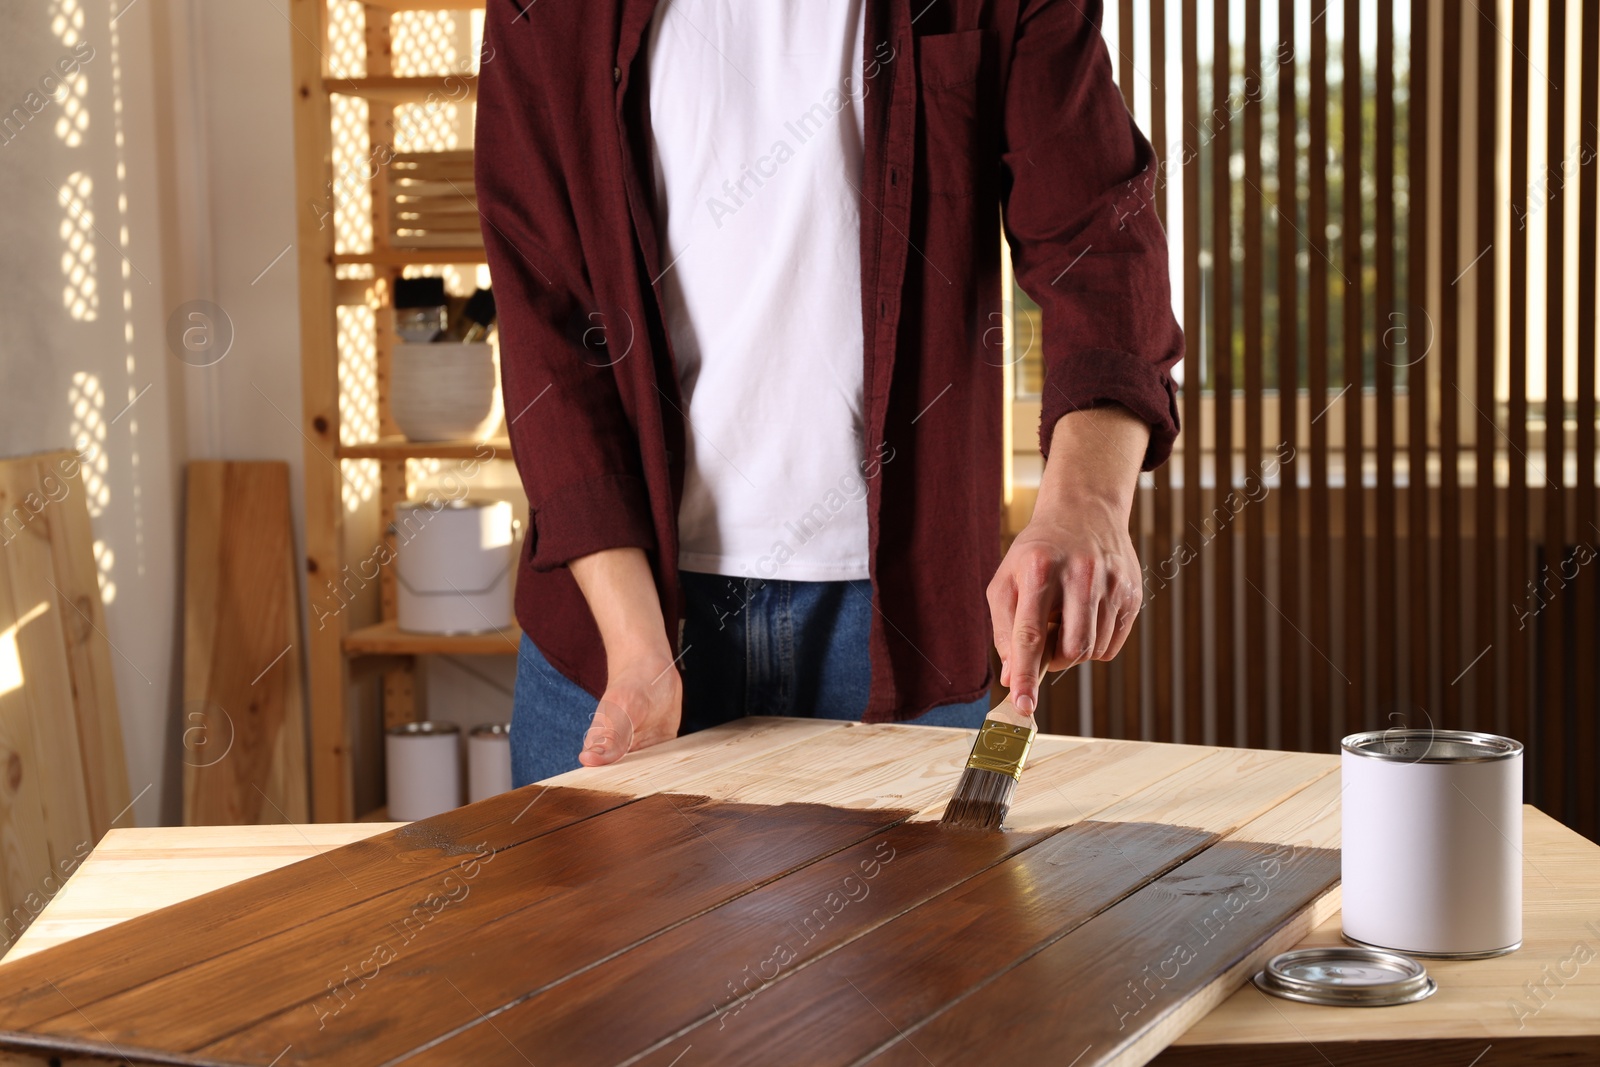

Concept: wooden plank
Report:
left=1406, top=0, right=1432, bottom=723
left=1276, top=0, right=1302, bottom=751
left=1150, top=0, right=1174, bottom=743
left=1439, top=0, right=1462, bottom=728
left=862, top=765, right=1341, bottom=1066
left=1543, top=0, right=1567, bottom=820
left=342, top=619, right=521, bottom=656
left=1342, top=0, right=1365, bottom=738
left=288, top=0, right=354, bottom=822
left=2, top=823, right=401, bottom=964
left=325, top=75, right=477, bottom=103
left=1473, top=0, right=1498, bottom=737
left=0, top=554, right=61, bottom=956
left=6, top=719, right=844, bottom=966
left=1507, top=0, right=1531, bottom=760
left=576, top=749, right=1329, bottom=1067
left=277, top=741, right=1208, bottom=1066
left=1118, top=0, right=1136, bottom=112
left=71, top=797, right=903, bottom=1061
left=1307, top=0, right=1332, bottom=751
left=1242, top=0, right=1265, bottom=748
left=1574, top=0, right=1598, bottom=840
left=1212, top=0, right=1235, bottom=749
left=6, top=452, right=130, bottom=839
left=182, top=462, right=309, bottom=825
left=1181, top=0, right=1203, bottom=746
left=0, top=459, right=100, bottom=946
left=1164, top=808, right=1600, bottom=1062
left=1374, top=0, right=1398, bottom=723
left=1123, top=488, right=1143, bottom=740
left=0, top=783, right=633, bottom=1031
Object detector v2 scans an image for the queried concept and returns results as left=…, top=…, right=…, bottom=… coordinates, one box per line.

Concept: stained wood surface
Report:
left=0, top=450, right=130, bottom=957
left=182, top=462, right=309, bottom=825
left=2, top=721, right=1598, bottom=1065
left=0, top=720, right=1334, bottom=1066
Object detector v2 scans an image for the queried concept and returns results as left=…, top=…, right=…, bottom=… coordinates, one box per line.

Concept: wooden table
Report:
left=0, top=719, right=1594, bottom=1065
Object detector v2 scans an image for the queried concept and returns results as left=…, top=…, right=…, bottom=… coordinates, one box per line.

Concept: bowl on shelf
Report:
left=390, top=342, right=502, bottom=442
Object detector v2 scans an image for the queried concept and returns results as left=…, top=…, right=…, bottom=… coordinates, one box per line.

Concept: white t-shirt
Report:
left=647, top=0, right=870, bottom=581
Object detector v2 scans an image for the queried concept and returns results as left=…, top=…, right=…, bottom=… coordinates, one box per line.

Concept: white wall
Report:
left=0, top=0, right=183, bottom=827
left=3, top=0, right=519, bottom=826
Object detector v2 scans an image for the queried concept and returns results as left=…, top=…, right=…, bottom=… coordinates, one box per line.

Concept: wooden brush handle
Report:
left=985, top=697, right=1035, bottom=730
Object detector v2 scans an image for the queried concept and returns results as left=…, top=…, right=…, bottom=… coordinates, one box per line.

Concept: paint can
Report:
left=394, top=499, right=516, bottom=634
left=467, top=723, right=512, bottom=803
left=1341, top=729, right=1523, bottom=958
left=386, top=721, right=461, bottom=821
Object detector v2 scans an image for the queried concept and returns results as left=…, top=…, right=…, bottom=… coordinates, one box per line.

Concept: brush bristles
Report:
left=940, top=767, right=1019, bottom=830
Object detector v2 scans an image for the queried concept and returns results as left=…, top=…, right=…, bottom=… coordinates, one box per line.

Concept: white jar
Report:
left=1341, top=729, right=1523, bottom=958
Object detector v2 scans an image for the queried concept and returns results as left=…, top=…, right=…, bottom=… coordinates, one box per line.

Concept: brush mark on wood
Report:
left=626, top=820, right=1219, bottom=1067
left=864, top=838, right=1342, bottom=1066
left=0, top=784, right=633, bottom=1030
left=0, top=795, right=908, bottom=1063
left=399, top=821, right=1060, bottom=1066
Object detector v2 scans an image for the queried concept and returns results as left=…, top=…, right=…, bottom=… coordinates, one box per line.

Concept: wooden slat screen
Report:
left=1027, top=0, right=1600, bottom=841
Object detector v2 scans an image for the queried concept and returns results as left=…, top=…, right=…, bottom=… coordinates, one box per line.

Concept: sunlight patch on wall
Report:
left=68, top=371, right=109, bottom=517
left=58, top=172, right=98, bottom=321
left=48, top=0, right=90, bottom=145
left=92, top=540, right=116, bottom=604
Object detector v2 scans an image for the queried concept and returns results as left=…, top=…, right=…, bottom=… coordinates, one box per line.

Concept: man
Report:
left=476, top=0, right=1181, bottom=784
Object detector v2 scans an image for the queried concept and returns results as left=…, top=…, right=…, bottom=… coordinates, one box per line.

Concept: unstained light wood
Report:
left=182, top=461, right=309, bottom=825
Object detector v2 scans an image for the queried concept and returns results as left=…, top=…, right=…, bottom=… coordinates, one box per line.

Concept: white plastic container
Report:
left=467, top=723, right=512, bottom=803
left=1341, top=729, right=1523, bottom=958
left=385, top=721, right=461, bottom=820
left=391, top=342, right=501, bottom=442
left=394, top=499, right=515, bottom=634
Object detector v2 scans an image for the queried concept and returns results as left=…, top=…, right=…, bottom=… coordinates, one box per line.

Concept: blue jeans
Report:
left=511, top=573, right=990, bottom=785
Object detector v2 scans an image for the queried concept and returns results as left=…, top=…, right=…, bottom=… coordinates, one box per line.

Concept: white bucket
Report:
left=394, top=499, right=516, bottom=634
left=1340, top=729, right=1523, bottom=958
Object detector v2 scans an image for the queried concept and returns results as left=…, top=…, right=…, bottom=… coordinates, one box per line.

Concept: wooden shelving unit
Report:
left=288, top=0, right=508, bottom=821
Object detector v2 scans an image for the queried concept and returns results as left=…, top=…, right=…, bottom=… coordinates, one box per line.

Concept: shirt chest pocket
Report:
left=915, top=30, right=989, bottom=199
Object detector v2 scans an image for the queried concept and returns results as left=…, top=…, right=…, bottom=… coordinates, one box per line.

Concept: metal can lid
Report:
left=1341, top=728, right=1523, bottom=764
left=1253, top=946, right=1437, bottom=1006
left=469, top=722, right=510, bottom=737
left=386, top=720, right=460, bottom=736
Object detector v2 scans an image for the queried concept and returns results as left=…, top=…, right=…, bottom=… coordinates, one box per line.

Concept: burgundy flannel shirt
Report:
left=475, top=0, right=1182, bottom=722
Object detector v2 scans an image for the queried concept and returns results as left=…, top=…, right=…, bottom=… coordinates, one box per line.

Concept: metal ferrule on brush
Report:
left=963, top=720, right=1034, bottom=781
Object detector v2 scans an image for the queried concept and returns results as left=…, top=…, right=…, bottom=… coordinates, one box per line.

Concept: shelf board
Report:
left=344, top=620, right=523, bottom=657
left=325, top=75, right=477, bottom=103
left=333, top=247, right=486, bottom=267
left=338, top=437, right=510, bottom=461
left=363, top=0, right=485, bottom=10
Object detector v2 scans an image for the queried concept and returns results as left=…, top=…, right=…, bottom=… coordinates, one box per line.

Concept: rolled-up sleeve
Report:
left=1000, top=0, right=1184, bottom=469
left=476, top=0, right=656, bottom=569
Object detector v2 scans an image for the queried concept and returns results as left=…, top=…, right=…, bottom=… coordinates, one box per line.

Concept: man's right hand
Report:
left=568, top=546, right=681, bottom=766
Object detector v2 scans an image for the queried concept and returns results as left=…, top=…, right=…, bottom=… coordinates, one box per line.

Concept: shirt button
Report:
left=613, top=66, right=622, bottom=84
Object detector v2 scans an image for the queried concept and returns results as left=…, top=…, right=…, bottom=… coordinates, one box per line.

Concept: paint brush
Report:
left=939, top=697, right=1036, bottom=831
